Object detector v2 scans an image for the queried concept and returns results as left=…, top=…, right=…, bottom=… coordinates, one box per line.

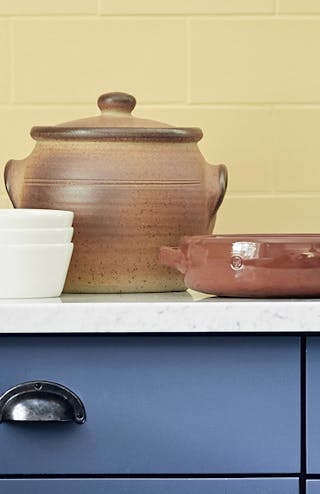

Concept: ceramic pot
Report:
left=159, top=234, right=320, bottom=297
left=5, top=92, right=227, bottom=293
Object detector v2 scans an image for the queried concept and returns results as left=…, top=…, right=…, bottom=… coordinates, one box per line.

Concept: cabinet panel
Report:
left=0, top=478, right=299, bottom=493
left=0, top=335, right=300, bottom=474
left=307, top=480, right=320, bottom=493
left=307, top=337, right=320, bottom=473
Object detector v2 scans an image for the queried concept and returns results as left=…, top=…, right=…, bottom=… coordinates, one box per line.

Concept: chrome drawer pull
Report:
left=0, top=381, right=86, bottom=424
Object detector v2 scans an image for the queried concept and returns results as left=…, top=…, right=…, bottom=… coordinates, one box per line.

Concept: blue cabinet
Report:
left=307, top=337, right=320, bottom=473
left=0, top=478, right=299, bottom=493
left=307, top=480, right=320, bottom=493
left=0, top=335, right=300, bottom=474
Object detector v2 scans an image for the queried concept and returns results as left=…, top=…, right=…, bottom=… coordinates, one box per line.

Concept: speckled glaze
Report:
left=160, top=234, right=320, bottom=297
left=4, top=92, right=227, bottom=293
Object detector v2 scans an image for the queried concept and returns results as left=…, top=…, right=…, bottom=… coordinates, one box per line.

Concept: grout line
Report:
left=225, top=194, right=320, bottom=199
left=1, top=11, right=101, bottom=20
left=273, top=192, right=320, bottom=197
left=1, top=13, right=320, bottom=19
left=186, top=17, right=191, bottom=104
left=93, top=13, right=320, bottom=19
left=7, top=14, right=185, bottom=21
left=0, top=101, right=189, bottom=108
left=300, top=337, right=307, bottom=494
left=225, top=193, right=275, bottom=198
left=270, top=104, right=277, bottom=195
left=98, top=12, right=276, bottom=17
left=134, top=102, right=320, bottom=108
left=187, top=102, right=320, bottom=107
left=96, top=0, right=102, bottom=16
left=3, top=14, right=320, bottom=20
left=274, top=104, right=320, bottom=109
left=8, top=18, right=14, bottom=105
left=3, top=103, right=320, bottom=110
left=0, top=103, right=94, bottom=109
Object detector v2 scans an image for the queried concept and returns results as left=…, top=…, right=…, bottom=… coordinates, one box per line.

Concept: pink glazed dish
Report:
left=159, top=234, right=320, bottom=297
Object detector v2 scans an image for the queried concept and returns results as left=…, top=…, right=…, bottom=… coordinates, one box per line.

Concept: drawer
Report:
left=0, top=478, right=299, bottom=493
left=307, top=337, right=320, bottom=473
left=307, top=480, right=320, bottom=493
left=0, top=335, right=300, bottom=474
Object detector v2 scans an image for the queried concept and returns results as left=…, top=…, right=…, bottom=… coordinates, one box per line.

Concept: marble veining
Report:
left=0, top=291, right=319, bottom=333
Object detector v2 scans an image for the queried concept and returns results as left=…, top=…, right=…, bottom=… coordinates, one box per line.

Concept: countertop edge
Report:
left=0, top=296, right=319, bottom=333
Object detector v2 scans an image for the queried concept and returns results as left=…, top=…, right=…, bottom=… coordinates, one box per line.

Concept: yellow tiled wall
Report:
left=1, top=0, right=320, bottom=233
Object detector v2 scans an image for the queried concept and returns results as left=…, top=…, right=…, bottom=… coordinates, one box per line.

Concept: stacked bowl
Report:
left=0, top=209, right=74, bottom=298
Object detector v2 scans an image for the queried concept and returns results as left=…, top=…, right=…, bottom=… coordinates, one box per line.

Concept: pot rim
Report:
left=30, top=126, right=203, bottom=142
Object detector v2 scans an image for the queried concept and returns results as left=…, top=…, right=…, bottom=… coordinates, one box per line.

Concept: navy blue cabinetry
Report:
left=0, top=478, right=299, bottom=493
left=0, top=335, right=300, bottom=474
left=307, top=337, right=320, bottom=473
left=308, top=480, right=320, bottom=493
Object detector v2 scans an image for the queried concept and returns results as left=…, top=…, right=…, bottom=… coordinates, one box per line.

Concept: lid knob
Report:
left=97, top=92, right=136, bottom=114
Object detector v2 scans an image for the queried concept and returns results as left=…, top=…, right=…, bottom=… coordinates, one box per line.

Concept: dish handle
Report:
left=159, top=246, right=187, bottom=274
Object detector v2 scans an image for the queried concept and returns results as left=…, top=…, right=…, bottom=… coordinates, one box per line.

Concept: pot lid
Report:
left=31, top=92, right=203, bottom=143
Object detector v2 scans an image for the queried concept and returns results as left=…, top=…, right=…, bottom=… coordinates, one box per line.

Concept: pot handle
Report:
left=4, top=158, right=26, bottom=208
left=159, top=246, right=187, bottom=274
left=207, top=163, right=228, bottom=222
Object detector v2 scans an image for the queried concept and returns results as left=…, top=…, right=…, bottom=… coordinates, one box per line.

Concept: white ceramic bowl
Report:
left=0, top=227, right=73, bottom=244
left=0, top=209, right=74, bottom=229
left=0, top=243, right=73, bottom=298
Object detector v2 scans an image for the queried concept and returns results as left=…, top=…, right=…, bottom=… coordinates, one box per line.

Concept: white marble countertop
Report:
left=0, top=291, right=319, bottom=333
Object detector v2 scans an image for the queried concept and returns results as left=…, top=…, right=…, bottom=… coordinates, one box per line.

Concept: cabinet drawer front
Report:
left=0, top=335, right=300, bottom=474
left=307, top=337, right=320, bottom=473
left=0, top=478, right=299, bottom=493
left=308, top=480, right=320, bottom=493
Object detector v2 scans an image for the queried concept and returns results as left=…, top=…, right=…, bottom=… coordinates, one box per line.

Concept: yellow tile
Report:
left=136, top=106, right=274, bottom=193
left=0, top=21, right=10, bottom=103
left=0, top=194, right=12, bottom=208
left=100, top=0, right=274, bottom=15
left=13, top=19, right=186, bottom=103
left=278, top=0, right=320, bottom=13
left=0, top=106, right=93, bottom=195
left=214, top=196, right=320, bottom=234
left=274, top=109, right=320, bottom=192
left=0, top=0, right=97, bottom=15
left=190, top=19, right=320, bottom=103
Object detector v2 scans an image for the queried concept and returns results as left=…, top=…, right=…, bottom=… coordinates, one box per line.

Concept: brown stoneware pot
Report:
left=159, top=234, right=320, bottom=297
left=5, top=92, right=227, bottom=293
